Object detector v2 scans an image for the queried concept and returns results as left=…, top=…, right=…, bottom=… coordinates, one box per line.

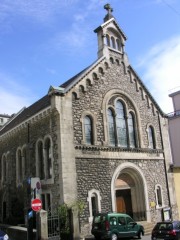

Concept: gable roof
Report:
left=94, top=17, right=127, bottom=41
left=0, top=95, right=50, bottom=136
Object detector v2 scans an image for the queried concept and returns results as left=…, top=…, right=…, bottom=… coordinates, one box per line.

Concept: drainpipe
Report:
left=157, top=112, right=172, bottom=217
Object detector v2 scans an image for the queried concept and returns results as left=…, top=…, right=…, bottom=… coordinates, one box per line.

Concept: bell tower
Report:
left=94, top=3, right=127, bottom=59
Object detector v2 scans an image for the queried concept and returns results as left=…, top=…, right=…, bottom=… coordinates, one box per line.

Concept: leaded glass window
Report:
left=107, top=109, right=116, bottom=146
left=45, top=138, right=52, bottom=179
left=148, top=126, right=155, bottom=149
left=107, top=98, right=138, bottom=148
left=84, top=116, right=93, bottom=145
left=128, top=113, right=136, bottom=148
left=115, top=101, right=127, bottom=147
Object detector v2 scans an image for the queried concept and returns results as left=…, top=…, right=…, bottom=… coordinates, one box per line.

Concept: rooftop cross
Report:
left=104, top=3, right=113, bottom=15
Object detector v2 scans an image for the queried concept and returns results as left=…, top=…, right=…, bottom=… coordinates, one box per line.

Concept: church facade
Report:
left=0, top=4, right=178, bottom=238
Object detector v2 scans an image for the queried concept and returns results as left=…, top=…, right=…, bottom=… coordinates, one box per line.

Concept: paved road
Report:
left=85, top=235, right=151, bottom=240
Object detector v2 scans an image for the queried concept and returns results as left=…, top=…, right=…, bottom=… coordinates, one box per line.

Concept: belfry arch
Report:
left=111, top=162, right=150, bottom=222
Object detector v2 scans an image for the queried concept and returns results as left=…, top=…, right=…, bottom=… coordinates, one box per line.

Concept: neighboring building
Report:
left=0, top=114, right=11, bottom=128
left=0, top=4, right=178, bottom=238
left=168, top=87, right=180, bottom=216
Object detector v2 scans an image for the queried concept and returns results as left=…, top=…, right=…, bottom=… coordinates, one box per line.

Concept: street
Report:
left=85, top=235, right=151, bottom=240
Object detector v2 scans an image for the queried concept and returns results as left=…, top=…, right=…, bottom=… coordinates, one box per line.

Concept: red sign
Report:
left=31, top=198, right=42, bottom=212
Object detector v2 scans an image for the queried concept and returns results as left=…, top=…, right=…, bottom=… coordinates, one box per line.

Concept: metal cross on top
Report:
left=104, top=3, right=113, bottom=14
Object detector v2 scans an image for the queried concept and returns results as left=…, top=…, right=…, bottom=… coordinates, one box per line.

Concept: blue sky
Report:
left=0, top=0, right=180, bottom=115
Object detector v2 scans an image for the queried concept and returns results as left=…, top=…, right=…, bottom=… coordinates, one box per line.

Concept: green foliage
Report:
left=58, top=200, right=85, bottom=234
left=58, top=203, right=70, bottom=234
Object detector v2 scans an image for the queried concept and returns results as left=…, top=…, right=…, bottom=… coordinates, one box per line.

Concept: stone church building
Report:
left=0, top=4, right=178, bottom=238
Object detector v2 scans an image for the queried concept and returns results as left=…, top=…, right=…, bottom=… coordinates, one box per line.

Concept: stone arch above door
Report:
left=111, top=162, right=151, bottom=222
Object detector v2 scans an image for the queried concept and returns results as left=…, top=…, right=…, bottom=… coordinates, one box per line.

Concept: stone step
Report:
left=138, top=221, right=155, bottom=235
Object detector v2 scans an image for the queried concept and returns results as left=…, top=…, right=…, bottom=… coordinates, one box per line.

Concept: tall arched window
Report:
left=22, top=148, right=27, bottom=177
left=155, top=185, right=163, bottom=208
left=128, top=113, right=136, bottom=148
left=148, top=126, right=156, bottom=149
left=38, top=141, right=44, bottom=180
left=116, top=39, right=121, bottom=51
left=107, top=109, right=116, bottom=146
left=45, top=138, right=52, bottom=179
left=2, top=156, right=7, bottom=183
left=84, top=116, right=93, bottom=145
left=111, top=36, right=116, bottom=49
left=17, top=149, right=23, bottom=183
left=107, top=98, right=137, bottom=148
left=87, top=189, right=101, bottom=222
left=106, top=34, right=110, bottom=46
left=116, top=101, right=127, bottom=147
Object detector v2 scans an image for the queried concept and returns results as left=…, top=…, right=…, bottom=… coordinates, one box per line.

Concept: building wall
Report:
left=173, top=168, right=180, bottom=216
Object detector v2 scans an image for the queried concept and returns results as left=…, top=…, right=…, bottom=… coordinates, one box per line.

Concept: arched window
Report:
left=111, top=36, right=116, bottom=49
left=108, top=109, right=116, bottom=146
left=22, top=147, right=27, bottom=177
left=17, top=149, right=23, bottom=183
left=45, top=138, right=52, bottom=179
left=2, top=155, right=7, bottom=183
left=38, top=141, right=45, bottom=180
left=84, top=116, right=93, bottom=145
left=87, top=189, right=101, bottom=222
left=116, top=39, right=121, bottom=51
left=148, top=126, right=156, bottom=149
left=107, top=99, right=137, bottom=148
left=155, top=185, right=163, bottom=208
left=116, top=101, right=127, bottom=147
left=106, top=34, right=110, bottom=46
left=128, top=113, right=136, bottom=148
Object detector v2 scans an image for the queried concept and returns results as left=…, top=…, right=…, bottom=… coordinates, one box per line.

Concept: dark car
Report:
left=151, top=221, right=180, bottom=240
left=91, top=212, right=144, bottom=240
left=0, top=230, right=9, bottom=240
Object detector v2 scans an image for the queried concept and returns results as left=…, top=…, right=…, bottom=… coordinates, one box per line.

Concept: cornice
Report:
left=0, top=107, right=51, bottom=140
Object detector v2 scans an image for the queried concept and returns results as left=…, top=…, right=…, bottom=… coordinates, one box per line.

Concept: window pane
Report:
left=91, top=196, right=97, bottom=216
left=38, top=142, right=44, bottom=179
left=47, top=193, right=51, bottom=211
left=46, top=139, right=52, bottom=179
left=108, top=109, right=116, bottom=146
left=148, top=126, right=155, bottom=149
left=116, top=101, right=127, bottom=147
left=157, top=186, right=162, bottom=206
left=18, top=150, right=23, bottom=182
left=41, top=194, right=45, bottom=210
left=3, top=157, right=6, bottom=182
left=128, top=113, right=136, bottom=148
left=84, top=116, right=93, bottom=145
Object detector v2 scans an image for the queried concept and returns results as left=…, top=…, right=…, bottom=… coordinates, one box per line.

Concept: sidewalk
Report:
left=83, top=235, right=94, bottom=240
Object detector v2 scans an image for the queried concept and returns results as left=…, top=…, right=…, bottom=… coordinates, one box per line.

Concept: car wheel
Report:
left=111, top=233, right=118, bottom=240
left=138, top=231, right=142, bottom=239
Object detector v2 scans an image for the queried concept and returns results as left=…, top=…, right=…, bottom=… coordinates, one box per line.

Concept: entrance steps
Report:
left=138, top=221, right=155, bottom=235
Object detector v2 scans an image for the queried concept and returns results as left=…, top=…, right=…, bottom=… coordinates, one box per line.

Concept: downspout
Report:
left=157, top=112, right=172, bottom=213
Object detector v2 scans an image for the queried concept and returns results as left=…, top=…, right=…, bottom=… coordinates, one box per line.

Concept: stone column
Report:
left=36, top=210, right=48, bottom=240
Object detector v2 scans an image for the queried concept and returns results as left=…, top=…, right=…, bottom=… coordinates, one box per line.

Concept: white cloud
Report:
left=137, top=36, right=180, bottom=114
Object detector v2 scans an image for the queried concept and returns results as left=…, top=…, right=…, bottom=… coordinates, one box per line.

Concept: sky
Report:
left=0, top=0, right=180, bottom=115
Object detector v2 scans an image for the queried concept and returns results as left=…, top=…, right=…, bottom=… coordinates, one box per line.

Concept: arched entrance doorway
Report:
left=111, top=163, right=150, bottom=222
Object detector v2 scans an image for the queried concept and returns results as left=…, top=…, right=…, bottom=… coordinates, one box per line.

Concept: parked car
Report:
left=151, top=221, right=180, bottom=240
left=91, top=212, right=144, bottom=240
left=0, top=230, right=9, bottom=240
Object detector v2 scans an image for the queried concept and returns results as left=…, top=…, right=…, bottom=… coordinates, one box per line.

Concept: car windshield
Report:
left=155, top=223, right=173, bottom=230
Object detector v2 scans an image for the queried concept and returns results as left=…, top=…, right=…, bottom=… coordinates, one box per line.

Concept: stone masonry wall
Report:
left=72, top=59, right=163, bottom=149
left=0, top=113, right=60, bottom=223
left=76, top=157, right=169, bottom=234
